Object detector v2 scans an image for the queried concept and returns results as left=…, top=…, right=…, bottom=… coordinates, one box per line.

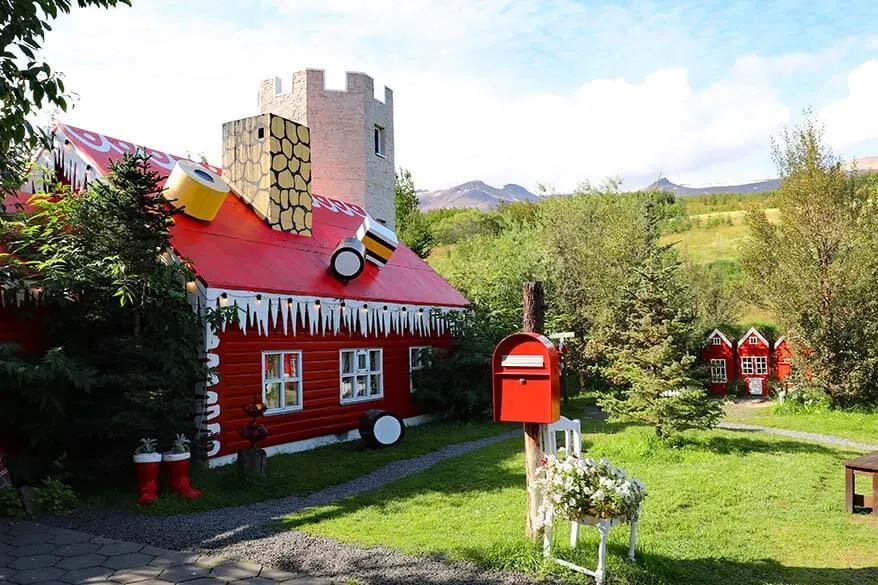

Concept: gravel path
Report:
left=716, top=422, right=878, bottom=451
left=47, top=430, right=532, bottom=585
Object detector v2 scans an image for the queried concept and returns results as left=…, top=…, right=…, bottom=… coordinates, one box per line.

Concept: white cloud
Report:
left=821, top=60, right=878, bottom=150
left=397, top=67, right=789, bottom=190
left=38, top=1, right=870, bottom=193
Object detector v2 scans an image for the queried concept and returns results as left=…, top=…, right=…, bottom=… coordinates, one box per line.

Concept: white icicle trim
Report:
left=201, top=287, right=465, bottom=339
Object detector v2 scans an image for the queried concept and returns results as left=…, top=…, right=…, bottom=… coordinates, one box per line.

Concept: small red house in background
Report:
left=701, top=329, right=736, bottom=394
left=737, top=327, right=771, bottom=396
left=774, top=337, right=792, bottom=383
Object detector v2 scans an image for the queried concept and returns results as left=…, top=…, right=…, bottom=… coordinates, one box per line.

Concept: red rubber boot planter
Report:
left=133, top=453, right=162, bottom=506
left=163, top=452, right=201, bottom=499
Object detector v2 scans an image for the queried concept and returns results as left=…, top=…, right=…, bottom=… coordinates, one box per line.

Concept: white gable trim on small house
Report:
left=737, top=327, right=769, bottom=348
left=708, top=328, right=733, bottom=348
left=774, top=336, right=786, bottom=349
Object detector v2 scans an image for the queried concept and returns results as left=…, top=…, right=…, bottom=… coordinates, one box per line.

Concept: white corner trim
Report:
left=774, top=336, right=786, bottom=349
left=206, top=413, right=438, bottom=468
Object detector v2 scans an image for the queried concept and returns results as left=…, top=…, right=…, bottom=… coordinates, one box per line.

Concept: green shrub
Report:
left=726, top=378, right=746, bottom=398
left=777, top=387, right=831, bottom=413
left=0, top=489, right=25, bottom=518
left=412, top=312, right=499, bottom=421
left=35, top=477, right=79, bottom=515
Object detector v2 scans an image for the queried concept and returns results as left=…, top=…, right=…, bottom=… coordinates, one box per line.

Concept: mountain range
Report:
left=417, top=181, right=539, bottom=211
left=642, top=177, right=781, bottom=195
left=418, top=157, right=878, bottom=211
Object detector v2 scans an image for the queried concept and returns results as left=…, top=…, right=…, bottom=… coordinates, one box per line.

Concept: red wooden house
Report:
left=774, top=336, right=792, bottom=383
left=5, top=71, right=471, bottom=467
left=701, top=329, right=735, bottom=394
left=737, top=327, right=771, bottom=396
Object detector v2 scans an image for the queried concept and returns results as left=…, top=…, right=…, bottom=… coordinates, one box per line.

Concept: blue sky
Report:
left=40, top=0, right=878, bottom=191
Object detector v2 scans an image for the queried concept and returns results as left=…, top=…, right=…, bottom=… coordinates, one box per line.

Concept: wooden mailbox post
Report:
left=491, top=282, right=561, bottom=541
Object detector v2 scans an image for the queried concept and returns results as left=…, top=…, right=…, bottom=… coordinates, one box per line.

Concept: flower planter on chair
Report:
left=133, top=452, right=162, bottom=506
left=162, top=452, right=201, bottom=499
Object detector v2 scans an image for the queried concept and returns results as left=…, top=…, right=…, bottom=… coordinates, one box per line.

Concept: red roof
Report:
left=53, top=124, right=468, bottom=308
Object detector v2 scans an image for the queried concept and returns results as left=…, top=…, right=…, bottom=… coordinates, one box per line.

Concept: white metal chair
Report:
left=540, top=416, right=640, bottom=585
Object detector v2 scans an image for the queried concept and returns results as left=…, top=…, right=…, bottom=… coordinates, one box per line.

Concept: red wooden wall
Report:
left=774, top=338, right=792, bottom=382
left=211, top=320, right=454, bottom=458
left=701, top=338, right=735, bottom=394
left=737, top=331, right=771, bottom=396
left=0, top=305, right=43, bottom=353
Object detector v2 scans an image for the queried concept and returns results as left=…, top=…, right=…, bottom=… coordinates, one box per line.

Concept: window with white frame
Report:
left=409, top=346, right=432, bottom=392
left=709, top=359, right=727, bottom=383
left=711, top=337, right=722, bottom=345
left=340, top=348, right=383, bottom=404
left=262, top=351, right=303, bottom=413
left=748, top=335, right=759, bottom=345
left=754, top=356, right=768, bottom=375
left=742, top=356, right=768, bottom=376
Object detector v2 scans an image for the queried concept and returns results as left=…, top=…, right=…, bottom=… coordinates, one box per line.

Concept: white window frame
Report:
left=409, top=346, right=432, bottom=392
left=709, top=359, right=727, bottom=383
left=374, top=125, right=385, bottom=157
left=748, top=336, right=759, bottom=345
left=711, top=337, right=722, bottom=345
left=261, top=350, right=303, bottom=414
left=339, top=348, right=384, bottom=405
left=741, top=356, right=754, bottom=376
left=754, top=356, right=768, bottom=375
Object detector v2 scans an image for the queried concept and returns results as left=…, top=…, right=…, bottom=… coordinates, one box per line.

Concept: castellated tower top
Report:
left=259, top=69, right=395, bottom=229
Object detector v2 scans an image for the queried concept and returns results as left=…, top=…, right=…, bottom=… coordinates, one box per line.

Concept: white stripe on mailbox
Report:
left=501, top=354, right=544, bottom=367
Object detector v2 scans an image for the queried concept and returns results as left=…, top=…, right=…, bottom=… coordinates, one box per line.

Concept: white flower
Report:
left=536, top=454, right=646, bottom=523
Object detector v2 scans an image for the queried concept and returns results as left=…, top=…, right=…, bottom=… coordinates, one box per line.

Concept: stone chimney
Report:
left=222, top=113, right=313, bottom=236
left=259, top=70, right=395, bottom=229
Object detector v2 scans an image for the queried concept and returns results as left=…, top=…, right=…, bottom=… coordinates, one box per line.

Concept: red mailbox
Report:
left=492, top=332, right=561, bottom=423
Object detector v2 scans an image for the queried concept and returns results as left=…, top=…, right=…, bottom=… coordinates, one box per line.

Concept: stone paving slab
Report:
left=0, top=521, right=334, bottom=585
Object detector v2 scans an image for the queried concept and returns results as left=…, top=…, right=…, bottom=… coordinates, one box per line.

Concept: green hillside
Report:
left=424, top=191, right=778, bottom=328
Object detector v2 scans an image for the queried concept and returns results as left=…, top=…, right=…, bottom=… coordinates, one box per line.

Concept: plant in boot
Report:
left=170, top=434, right=191, bottom=454
left=132, top=437, right=162, bottom=506
left=162, top=434, right=200, bottom=500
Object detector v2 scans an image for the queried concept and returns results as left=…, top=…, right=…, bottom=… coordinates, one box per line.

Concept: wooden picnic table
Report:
left=844, top=451, right=878, bottom=515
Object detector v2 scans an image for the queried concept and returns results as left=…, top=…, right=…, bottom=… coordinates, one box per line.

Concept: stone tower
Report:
left=258, top=69, right=395, bottom=229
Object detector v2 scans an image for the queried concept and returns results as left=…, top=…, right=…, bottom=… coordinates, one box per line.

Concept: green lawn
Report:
left=282, top=420, right=878, bottom=585
left=90, top=420, right=513, bottom=515
left=725, top=401, right=878, bottom=445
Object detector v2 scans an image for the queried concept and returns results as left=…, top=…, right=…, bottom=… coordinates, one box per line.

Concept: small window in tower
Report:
left=374, top=125, right=385, bottom=157
left=257, top=126, right=265, bottom=139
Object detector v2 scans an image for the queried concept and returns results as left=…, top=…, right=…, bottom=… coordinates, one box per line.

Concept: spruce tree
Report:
left=599, top=203, right=722, bottom=438
left=1, top=152, right=204, bottom=480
